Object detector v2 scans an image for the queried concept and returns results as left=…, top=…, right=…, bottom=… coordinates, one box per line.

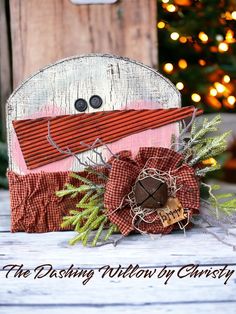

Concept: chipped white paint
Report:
left=6, top=54, right=181, bottom=174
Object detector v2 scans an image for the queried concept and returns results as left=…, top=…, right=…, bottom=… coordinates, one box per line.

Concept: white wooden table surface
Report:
left=0, top=189, right=236, bottom=314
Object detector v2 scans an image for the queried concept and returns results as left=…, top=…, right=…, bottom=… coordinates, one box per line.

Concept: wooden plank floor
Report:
left=0, top=189, right=236, bottom=314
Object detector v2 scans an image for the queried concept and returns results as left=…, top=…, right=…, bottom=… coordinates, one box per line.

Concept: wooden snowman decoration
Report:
left=7, top=54, right=196, bottom=233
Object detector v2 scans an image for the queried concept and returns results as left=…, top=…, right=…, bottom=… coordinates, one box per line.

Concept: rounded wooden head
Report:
left=7, top=54, right=181, bottom=174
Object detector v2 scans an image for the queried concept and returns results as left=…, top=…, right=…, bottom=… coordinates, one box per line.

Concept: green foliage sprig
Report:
left=56, top=113, right=235, bottom=248
left=56, top=171, right=118, bottom=246
left=208, top=184, right=236, bottom=216
left=189, top=115, right=231, bottom=166
left=179, top=115, right=231, bottom=176
left=179, top=113, right=236, bottom=225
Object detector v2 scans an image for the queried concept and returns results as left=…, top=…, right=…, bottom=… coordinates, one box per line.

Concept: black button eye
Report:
left=74, top=98, right=88, bottom=112
left=89, top=95, right=103, bottom=109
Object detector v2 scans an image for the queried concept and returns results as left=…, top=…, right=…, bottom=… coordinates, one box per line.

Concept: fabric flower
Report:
left=104, top=147, right=200, bottom=235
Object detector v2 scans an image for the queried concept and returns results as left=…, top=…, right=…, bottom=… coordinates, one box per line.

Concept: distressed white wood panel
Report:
left=0, top=267, right=235, bottom=305
left=7, top=54, right=181, bottom=174
left=0, top=216, right=10, bottom=232
left=0, top=190, right=10, bottom=231
left=0, top=190, right=10, bottom=216
left=1, top=228, right=236, bottom=268
left=0, top=304, right=235, bottom=314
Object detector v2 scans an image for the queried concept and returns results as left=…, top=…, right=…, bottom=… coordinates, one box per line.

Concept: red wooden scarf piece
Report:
left=13, top=107, right=203, bottom=170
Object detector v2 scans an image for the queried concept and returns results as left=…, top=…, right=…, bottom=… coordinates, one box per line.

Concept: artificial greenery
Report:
left=190, top=116, right=230, bottom=162
left=179, top=114, right=231, bottom=174
left=57, top=114, right=236, bottom=247
left=177, top=113, right=236, bottom=217
left=209, top=184, right=236, bottom=215
left=178, top=114, right=236, bottom=249
left=56, top=171, right=118, bottom=247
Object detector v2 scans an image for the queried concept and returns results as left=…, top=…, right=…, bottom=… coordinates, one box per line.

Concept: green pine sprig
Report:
left=195, top=164, right=221, bottom=176
left=208, top=184, right=236, bottom=216
left=190, top=131, right=231, bottom=166
left=179, top=114, right=231, bottom=176
left=57, top=169, right=118, bottom=246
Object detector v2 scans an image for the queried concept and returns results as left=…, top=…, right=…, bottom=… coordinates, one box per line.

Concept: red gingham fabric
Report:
left=8, top=170, right=106, bottom=233
left=8, top=148, right=199, bottom=235
left=104, top=147, right=200, bottom=236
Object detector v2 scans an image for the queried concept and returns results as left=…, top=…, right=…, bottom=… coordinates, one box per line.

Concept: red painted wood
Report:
left=13, top=108, right=203, bottom=169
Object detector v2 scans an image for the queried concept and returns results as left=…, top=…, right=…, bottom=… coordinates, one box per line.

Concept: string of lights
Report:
left=158, top=0, right=236, bottom=111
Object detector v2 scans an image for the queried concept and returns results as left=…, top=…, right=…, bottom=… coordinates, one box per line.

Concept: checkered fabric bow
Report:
left=104, top=147, right=200, bottom=235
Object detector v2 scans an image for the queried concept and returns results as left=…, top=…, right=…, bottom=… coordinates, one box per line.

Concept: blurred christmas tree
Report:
left=0, top=120, right=8, bottom=189
left=224, top=136, right=236, bottom=182
left=0, top=142, right=8, bottom=188
left=158, top=0, right=236, bottom=112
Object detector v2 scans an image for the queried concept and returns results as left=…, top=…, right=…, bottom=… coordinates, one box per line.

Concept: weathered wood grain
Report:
left=9, top=0, right=157, bottom=87
left=0, top=304, right=235, bottom=314
left=1, top=192, right=236, bottom=313
left=7, top=54, right=181, bottom=174
left=1, top=228, right=236, bottom=268
left=0, top=216, right=10, bottom=232
left=0, top=191, right=10, bottom=232
left=0, top=190, right=10, bottom=216
left=71, top=1, right=118, bottom=3
left=0, top=266, right=235, bottom=305
left=1, top=190, right=236, bottom=268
